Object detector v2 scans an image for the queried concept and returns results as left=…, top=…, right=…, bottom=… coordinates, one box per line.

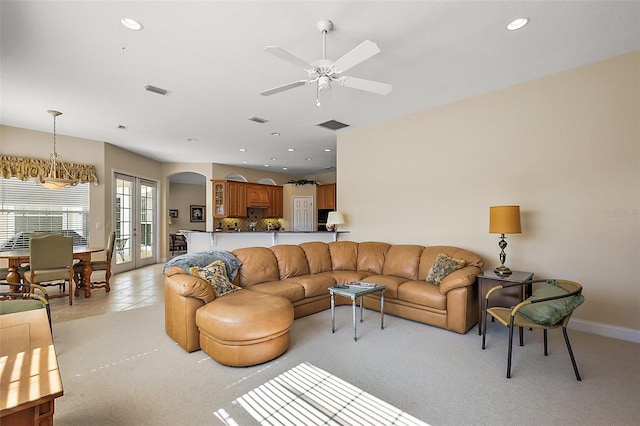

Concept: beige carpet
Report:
left=52, top=304, right=640, bottom=425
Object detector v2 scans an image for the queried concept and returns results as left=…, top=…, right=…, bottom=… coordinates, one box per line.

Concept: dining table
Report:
left=0, top=246, right=104, bottom=298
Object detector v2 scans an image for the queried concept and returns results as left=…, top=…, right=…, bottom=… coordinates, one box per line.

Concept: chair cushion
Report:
left=426, top=253, right=466, bottom=285
left=0, top=300, right=45, bottom=315
left=517, top=282, right=584, bottom=327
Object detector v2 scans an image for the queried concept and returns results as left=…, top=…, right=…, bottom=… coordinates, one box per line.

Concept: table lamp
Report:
left=489, top=205, right=521, bottom=276
left=326, top=211, right=344, bottom=232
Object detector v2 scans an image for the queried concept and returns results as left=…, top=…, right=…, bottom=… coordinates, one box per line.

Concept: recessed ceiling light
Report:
left=239, top=148, right=247, bottom=152
left=282, top=167, right=288, bottom=170
left=271, top=132, right=280, bottom=136
left=121, top=17, right=143, bottom=31
left=117, top=124, right=128, bottom=130
left=288, top=148, right=295, bottom=152
left=242, top=160, right=248, bottom=164
left=270, top=157, right=277, bottom=161
left=187, top=138, right=197, bottom=143
left=324, top=148, right=331, bottom=152
left=264, top=164, right=270, bottom=167
left=507, top=17, right=529, bottom=31
left=305, top=158, right=312, bottom=161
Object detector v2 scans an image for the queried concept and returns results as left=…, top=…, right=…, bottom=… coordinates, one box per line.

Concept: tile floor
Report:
left=48, top=263, right=166, bottom=323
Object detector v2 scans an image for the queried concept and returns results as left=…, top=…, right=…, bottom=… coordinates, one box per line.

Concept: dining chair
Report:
left=0, top=282, right=52, bottom=330
left=481, top=279, right=584, bottom=380
left=74, top=231, right=115, bottom=294
left=24, top=233, right=74, bottom=305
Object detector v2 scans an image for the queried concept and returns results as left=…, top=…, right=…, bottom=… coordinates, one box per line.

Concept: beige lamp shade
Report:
left=326, top=211, right=344, bottom=231
left=489, top=206, right=521, bottom=234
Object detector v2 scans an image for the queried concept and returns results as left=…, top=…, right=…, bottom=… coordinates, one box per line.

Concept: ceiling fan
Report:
left=260, top=20, right=392, bottom=105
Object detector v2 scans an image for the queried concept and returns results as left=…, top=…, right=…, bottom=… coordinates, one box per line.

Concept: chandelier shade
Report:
left=39, top=110, right=78, bottom=190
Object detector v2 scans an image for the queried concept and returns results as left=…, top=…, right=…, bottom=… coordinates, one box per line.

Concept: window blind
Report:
left=0, top=177, right=89, bottom=250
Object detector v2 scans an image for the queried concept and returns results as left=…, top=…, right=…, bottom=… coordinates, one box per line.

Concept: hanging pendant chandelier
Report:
left=39, top=109, right=78, bottom=190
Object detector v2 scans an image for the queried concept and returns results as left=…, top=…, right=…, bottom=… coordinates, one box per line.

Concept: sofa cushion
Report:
left=323, top=270, right=371, bottom=285
left=232, top=247, right=280, bottom=287
left=286, top=274, right=336, bottom=298
left=300, top=242, right=333, bottom=274
left=247, top=280, right=306, bottom=303
left=426, top=253, right=466, bottom=285
left=356, top=242, right=390, bottom=274
left=189, top=263, right=241, bottom=297
left=382, top=245, right=423, bottom=280
left=271, top=245, right=310, bottom=279
left=396, top=281, right=447, bottom=311
left=358, top=275, right=411, bottom=299
left=328, top=241, right=359, bottom=271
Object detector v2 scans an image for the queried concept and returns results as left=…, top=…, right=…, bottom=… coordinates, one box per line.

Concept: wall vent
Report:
left=316, top=120, right=349, bottom=131
left=248, top=116, right=269, bottom=124
left=144, top=85, right=171, bottom=96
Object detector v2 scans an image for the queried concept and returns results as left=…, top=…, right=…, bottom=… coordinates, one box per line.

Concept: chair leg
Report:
left=562, top=326, right=582, bottom=381
left=482, top=307, right=489, bottom=349
left=507, top=318, right=515, bottom=378
left=544, top=329, right=548, bottom=356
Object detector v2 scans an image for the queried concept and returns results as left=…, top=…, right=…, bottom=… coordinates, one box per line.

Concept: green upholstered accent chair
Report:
left=481, top=279, right=584, bottom=380
left=24, top=233, right=74, bottom=305
left=0, top=282, right=52, bottom=330
left=74, top=231, right=115, bottom=295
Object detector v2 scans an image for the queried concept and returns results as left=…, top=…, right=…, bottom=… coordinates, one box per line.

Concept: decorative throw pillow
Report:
left=426, top=253, right=466, bottom=285
left=517, top=280, right=584, bottom=327
left=189, top=261, right=240, bottom=297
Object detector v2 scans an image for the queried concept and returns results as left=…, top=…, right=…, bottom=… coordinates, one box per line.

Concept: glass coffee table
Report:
left=328, top=283, right=386, bottom=341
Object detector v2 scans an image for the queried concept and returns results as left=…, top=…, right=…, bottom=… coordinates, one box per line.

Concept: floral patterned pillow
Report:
left=426, top=253, right=466, bottom=285
left=189, top=260, right=240, bottom=297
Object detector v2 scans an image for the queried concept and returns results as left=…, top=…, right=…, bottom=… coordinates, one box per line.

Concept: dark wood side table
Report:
left=477, top=270, right=534, bottom=337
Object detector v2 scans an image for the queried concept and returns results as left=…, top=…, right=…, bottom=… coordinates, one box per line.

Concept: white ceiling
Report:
left=2, top=1, right=639, bottom=176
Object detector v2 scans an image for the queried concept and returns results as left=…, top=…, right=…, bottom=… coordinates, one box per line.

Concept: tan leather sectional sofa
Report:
left=164, top=241, right=484, bottom=357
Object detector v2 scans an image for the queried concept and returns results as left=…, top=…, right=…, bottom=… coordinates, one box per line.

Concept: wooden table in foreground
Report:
left=0, top=246, right=104, bottom=298
left=0, top=309, right=63, bottom=425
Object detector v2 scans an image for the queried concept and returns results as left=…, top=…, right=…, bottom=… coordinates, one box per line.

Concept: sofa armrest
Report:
left=165, top=273, right=216, bottom=304
left=439, top=265, right=481, bottom=295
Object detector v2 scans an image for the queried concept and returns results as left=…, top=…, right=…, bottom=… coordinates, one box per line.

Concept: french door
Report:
left=113, top=173, right=157, bottom=273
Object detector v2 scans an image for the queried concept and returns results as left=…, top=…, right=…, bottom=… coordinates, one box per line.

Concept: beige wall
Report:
left=168, top=182, right=206, bottom=234
left=338, top=51, right=640, bottom=331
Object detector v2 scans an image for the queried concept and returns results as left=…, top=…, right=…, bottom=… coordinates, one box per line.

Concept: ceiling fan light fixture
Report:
left=39, top=110, right=78, bottom=190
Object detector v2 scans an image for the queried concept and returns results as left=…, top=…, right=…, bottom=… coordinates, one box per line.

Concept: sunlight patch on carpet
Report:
left=225, top=362, right=429, bottom=425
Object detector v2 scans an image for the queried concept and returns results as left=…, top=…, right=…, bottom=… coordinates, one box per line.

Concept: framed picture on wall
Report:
left=169, top=209, right=178, bottom=218
left=190, top=205, right=205, bottom=222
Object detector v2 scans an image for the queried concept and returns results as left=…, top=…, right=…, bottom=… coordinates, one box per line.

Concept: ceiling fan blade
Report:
left=338, top=76, right=392, bottom=95
left=331, top=40, right=381, bottom=74
left=264, top=46, right=313, bottom=70
left=260, top=80, right=309, bottom=96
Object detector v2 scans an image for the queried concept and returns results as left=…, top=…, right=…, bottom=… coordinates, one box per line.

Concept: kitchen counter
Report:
left=179, top=230, right=350, bottom=253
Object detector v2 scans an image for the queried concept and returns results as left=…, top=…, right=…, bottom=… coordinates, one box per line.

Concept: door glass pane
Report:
left=115, top=176, right=133, bottom=265
left=139, top=181, right=155, bottom=260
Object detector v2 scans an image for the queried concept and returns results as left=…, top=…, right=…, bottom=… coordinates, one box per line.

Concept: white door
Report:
left=292, top=196, right=314, bottom=232
left=113, top=173, right=157, bottom=273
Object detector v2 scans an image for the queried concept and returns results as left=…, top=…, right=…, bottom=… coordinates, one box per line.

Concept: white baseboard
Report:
left=569, top=319, right=640, bottom=343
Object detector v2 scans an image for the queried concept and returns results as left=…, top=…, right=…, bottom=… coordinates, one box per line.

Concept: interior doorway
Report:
left=292, top=196, right=314, bottom=232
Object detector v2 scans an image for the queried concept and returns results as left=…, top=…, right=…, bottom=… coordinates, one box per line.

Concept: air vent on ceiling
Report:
left=316, top=120, right=349, bottom=131
left=248, top=116, right=269, bottom=124
left=144, top=85, right=171, bottom=96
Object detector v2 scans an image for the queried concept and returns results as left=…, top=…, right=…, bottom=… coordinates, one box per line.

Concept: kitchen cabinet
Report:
left=227, top=181, right=247, bottom=218
left=316, top=183, right=336, bottom=210
left=212, top=180, right=247, bottom=218
left=247, top=184, right=271, bottom=208
left=264, top=185, right=283, bottom=218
